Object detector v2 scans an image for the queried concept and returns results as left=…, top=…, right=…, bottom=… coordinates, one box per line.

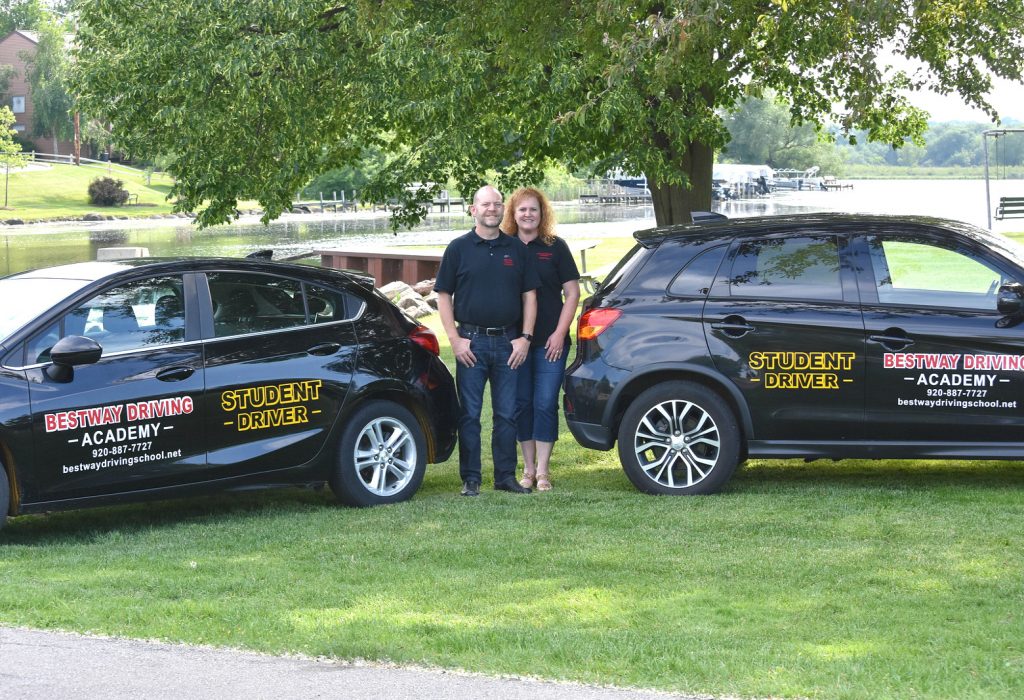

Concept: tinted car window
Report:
left=25, top=321, right=59, bottom=365
left=305, top=283, right=360, bottom=323
left=728, top=236, right=841, bottom=300
left=866, top=236, right=1007, bottom=310
left=667, top=245, right=728, bottom=297
left=28, top=275, right=186, bottom=360
left=598, top=244, right=647, bottom=295
left=208, top=273, right=305, bottom=337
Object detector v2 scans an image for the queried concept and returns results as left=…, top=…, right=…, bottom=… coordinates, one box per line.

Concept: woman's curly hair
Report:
left=502, top=187, right=557, bottom=245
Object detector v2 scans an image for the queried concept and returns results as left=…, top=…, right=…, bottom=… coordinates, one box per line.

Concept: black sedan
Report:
left=0, top=258, right=458, bottom=527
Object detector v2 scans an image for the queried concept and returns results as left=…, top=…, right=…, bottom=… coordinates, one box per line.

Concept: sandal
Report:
left=519, top=467, right=536, bottom=489
left=536, top=470, right=552, bottom=491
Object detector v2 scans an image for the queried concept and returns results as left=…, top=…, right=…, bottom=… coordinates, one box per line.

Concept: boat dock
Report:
left=819, top=177, right=854, bottom=191
left=293, top=189, right=465, bottom=214
left=578, top=179, right=652, bottom=205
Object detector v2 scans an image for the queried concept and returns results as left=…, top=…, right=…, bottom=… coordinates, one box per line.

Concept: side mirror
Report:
left=46, top=335, right=102, bottom=382
left=997, top=283, right=1024, bottom=317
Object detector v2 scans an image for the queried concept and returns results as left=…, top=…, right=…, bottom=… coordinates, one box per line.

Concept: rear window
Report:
left=668, top=245, right=728, bottom=297
left=597, top=244, right=648, bottom=295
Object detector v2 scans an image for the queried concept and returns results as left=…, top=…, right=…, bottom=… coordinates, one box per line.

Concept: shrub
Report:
left=88, top=177, right=130, bottom=206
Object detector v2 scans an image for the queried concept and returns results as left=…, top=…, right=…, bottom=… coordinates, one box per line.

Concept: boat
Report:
left=712, top=163, right=774, bottom=199
left=771, top=166, right=822, bottom=190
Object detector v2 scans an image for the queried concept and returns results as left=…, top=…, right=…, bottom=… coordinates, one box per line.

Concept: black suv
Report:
left=564, top=214, right=1024, bottom=494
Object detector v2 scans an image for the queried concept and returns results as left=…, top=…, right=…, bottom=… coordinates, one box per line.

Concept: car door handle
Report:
left=868, top=334, right=915, bottom=350
left=710, top=317, right=755, bottom=337
left=307, top=342, right=341, bottom=356
left=156, top=366, right=195, bottom=382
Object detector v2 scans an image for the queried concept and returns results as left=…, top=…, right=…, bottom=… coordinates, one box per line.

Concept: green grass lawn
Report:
left=3, top=303, right=1023, bottom=699
left=2, top=162, right=178, bottom=221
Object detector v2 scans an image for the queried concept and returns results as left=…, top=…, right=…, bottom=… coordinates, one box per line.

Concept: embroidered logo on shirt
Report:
left=537, top=252, right=553, bottom=262
left=503, top=255, right=514, bottom=267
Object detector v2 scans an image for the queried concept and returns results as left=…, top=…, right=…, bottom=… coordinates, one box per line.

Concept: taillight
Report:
left=578, top=308, right=621, bottom=340
left=409, top=325, right=440, bottom=355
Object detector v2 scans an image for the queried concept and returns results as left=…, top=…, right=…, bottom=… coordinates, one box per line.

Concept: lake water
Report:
left=1, top=179, right=1020, bottom=275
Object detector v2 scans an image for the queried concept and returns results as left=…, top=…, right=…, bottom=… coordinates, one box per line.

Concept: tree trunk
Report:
left=648, top=140, right=715, bottom=226
left=51, top=134, right=58, bottom=156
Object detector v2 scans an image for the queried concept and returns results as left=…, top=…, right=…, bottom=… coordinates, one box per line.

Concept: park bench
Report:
left=996, top=197, right=1024, bottom=220
left=125, top=192, right=139, bottom=205
left=579, top=262, right=617, bottom=294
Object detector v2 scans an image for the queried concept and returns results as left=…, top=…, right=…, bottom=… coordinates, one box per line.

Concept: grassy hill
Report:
left=2, top=162, right=178, bottom=222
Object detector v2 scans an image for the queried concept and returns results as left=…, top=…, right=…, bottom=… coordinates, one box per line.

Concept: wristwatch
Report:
left=520, top=333, right=533, bottom=341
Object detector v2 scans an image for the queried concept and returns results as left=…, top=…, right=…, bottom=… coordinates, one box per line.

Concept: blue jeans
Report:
left=516, top=345, right=568, bottom=443
left=455, top=331, right=519, bottom=484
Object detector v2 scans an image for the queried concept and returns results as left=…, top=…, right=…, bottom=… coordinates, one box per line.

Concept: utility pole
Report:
left=73, top=111, right=80, bottom=166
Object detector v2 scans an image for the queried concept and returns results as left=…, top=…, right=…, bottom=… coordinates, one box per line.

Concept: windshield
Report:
left=0, top=277, right=92, bottom=341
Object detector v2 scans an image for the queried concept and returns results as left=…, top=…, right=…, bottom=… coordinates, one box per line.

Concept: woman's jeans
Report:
left=455, top=331, right=518, bottom=484
left=516, top=345, right=568, bottom=443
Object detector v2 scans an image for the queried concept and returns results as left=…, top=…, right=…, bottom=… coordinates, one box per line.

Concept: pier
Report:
left=578, top=179, right=652, bottom=205
left=294, top=189, right=465, bottom=214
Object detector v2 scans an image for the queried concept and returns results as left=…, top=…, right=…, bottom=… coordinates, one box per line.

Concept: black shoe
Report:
left=461, top=480, right=480, bottom=497
left=494, top=478, right=532, bottom=494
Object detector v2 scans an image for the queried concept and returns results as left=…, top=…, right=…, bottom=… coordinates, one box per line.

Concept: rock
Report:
left=4, top=218, right=24, bottom=225
left=412, top=278, right=435, bottom=295
left=398, top=295, right=434, bottom=318
left=83, top=212, right=105, bottom=221
left=423, top=291, right=439, bottom=310
left=379, top=280, right=416, bottom=301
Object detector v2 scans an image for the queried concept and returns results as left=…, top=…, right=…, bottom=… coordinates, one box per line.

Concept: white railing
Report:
left=28, top=152, right=150, bottom=178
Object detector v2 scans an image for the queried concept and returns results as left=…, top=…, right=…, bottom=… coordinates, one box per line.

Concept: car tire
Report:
left=330, top=401, right=427, bottom=507
left=617, top=381, right=740, bottom=495
left=1, top=464, right=9, bottom=529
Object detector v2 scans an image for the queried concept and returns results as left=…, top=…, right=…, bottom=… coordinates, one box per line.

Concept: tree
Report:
left=722, top=95, right=845, bottom=174
left=72, top=1, right=1024, bottom=228
left=921, top=123, right=983, bottom=167
left=0, top=0, right=46, bottom=36
left=21, top=16, right=73, bottom=155
left=0, top=105, right=27, bottom=208
left=79, top=117, right=113, bottom=158
left=0, top=63, right=17, bottom=101
left=301, top=146, right=386, bottom=201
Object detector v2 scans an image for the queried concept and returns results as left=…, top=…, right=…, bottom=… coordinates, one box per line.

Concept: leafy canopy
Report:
left=72, top=1, right=1024, bottom=226
left=22, top=16, right=74, bottom=145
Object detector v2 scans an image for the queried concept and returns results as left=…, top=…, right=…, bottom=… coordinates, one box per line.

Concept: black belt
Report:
left=459, top=323, right=516, bottom=336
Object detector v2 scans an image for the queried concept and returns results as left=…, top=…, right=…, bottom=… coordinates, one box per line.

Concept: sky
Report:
left=906, top=74, right=1023, bottom=124
left=882, top=50, right=1023, bottom=124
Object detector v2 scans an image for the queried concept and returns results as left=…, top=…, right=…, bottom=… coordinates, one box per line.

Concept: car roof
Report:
left=632, top=213, right=994, bottom=248
left=8, top=257, right=373, bottom=290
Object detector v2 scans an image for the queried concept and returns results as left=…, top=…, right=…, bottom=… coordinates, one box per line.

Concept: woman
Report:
left=503, top=187, right=580, bottom=491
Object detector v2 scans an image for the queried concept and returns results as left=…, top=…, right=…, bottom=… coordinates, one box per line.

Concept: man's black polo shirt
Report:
left=435, top=229, right=540, bottom=329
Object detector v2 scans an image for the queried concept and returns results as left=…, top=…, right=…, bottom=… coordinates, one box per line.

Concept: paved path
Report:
left=1, top=627, right=710, bottom=700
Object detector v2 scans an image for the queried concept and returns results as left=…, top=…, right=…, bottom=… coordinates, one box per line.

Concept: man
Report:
left=435, top=185, right=540, bottom=496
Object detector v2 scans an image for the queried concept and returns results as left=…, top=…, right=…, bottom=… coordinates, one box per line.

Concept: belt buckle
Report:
left=486, top=327, right=503, bottom=336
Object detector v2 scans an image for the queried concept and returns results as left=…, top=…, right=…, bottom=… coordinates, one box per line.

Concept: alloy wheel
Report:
left=353, top=417, right=418, bottom=496
left=632, top=399, right=721, bottom=489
